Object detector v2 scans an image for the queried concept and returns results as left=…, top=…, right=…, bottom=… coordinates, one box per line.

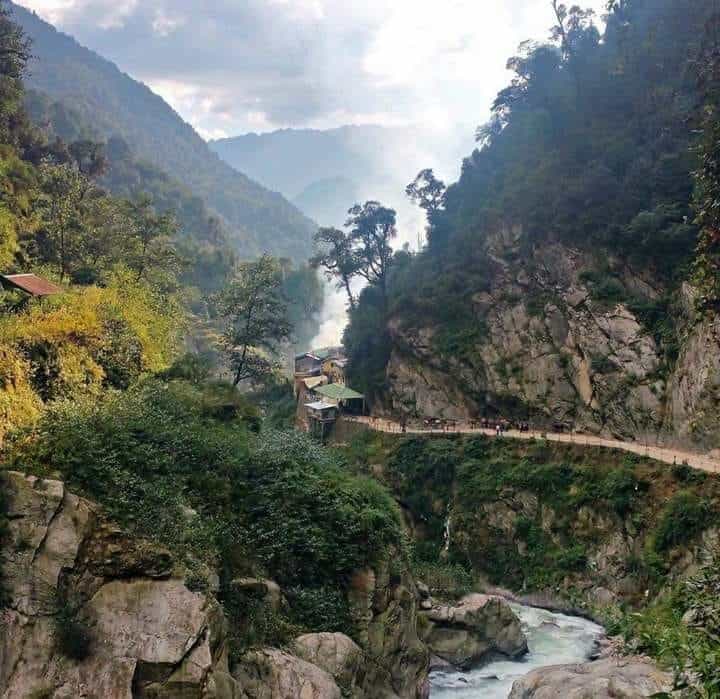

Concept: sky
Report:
left=18, top=0, right=608, bottom=141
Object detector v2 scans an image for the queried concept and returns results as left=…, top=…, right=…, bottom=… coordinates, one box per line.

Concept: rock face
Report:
left=0, top=472, right=432, bottom=699
left=419, top=594, right=527, bottom=669
left=384, top=228, right=720, bottom=443
left=0, top=471, right=238, bottom=699
left=508, top=657, right=674, bottom=698
left=670, top=292, right=720, bottom=447
left=347, top=559, right=430, bottom=698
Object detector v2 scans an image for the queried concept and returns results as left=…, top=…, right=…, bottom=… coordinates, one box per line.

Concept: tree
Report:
left=215, top=254, right=292, bottom=386
left=0, top=0, right=30, bottom=144
left=125, top=195, right=179, bottom=282
left=345, top=201, right=397, bottom=301
left=406, top=169, right=446, bottom=244
left=311, top=226, right=359, bottom=309
left=36, top=161, right=89, bottom=281
left=692, top=12, right=720, bottom=310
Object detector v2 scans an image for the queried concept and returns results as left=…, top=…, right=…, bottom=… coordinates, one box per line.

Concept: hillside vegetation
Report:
left=341, top=429, right=720, bottom=692
left=342, top=0, right=720, bottom=444
left=0, top=2, right=407, bottom=676
left=10, top=1, right=316, bottom=259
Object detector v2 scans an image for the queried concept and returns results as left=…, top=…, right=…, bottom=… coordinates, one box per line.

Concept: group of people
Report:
left=470, top=418, right=531, bottom=434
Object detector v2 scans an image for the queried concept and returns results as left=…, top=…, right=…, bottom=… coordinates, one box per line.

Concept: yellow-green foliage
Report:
left=0, top=145, right=39, bottom=269
left=0, top=346, right=42, bottom=440
left=0, top=271, right=182, bottom=441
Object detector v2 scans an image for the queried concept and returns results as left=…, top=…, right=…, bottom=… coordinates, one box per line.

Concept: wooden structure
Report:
left=313, top=383, right=365, bottom=415
left=305, top=400, right=339, bottom=440
left=0, top=273, right=62, bottom=297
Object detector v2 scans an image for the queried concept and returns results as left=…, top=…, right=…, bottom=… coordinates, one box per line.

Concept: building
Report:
left=312, top=383, right=365, bottom=415
left=322, top=357, right=348, bottom=385
left=304, top=400, right=339, bottom=440
left=294, top=352, right=322, bottom=377
left=0, top=273, right=62, bottom=297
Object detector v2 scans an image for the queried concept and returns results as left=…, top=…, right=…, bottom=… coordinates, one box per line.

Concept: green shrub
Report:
left=6, top=378, right=406, bottom=637
left=412, top=560, right=474, bottom=601
left=654, top=492, right=712, bottom=552
left=287, top=586, right=354, bottom=636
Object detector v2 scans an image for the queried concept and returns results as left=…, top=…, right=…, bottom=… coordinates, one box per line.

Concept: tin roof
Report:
left=314, top=384, right=364, bottom=401
left=303, top=376, right=327, bottom=390
left=0, top=273, right=62, bottom=297
left=305, top=400, right=337, bottom=411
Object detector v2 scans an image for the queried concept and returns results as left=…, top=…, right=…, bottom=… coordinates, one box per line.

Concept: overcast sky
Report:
left=19, top=0, right=607, bottom=140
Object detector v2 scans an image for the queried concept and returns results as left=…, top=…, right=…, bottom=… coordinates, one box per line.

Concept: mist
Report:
left=306, top=122, right=475, bottom=349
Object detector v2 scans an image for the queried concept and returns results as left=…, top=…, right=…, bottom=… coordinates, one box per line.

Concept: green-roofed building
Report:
left=314, top=384, right=364, bottom=401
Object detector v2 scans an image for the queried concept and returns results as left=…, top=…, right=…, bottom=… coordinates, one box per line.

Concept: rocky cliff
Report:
left=0, top=472, right=440, bottom=698
left=384, top=227, right=720, bottom=446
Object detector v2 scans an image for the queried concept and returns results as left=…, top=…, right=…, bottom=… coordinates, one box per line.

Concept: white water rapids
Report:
left=429, top=603, right=604, bottom=698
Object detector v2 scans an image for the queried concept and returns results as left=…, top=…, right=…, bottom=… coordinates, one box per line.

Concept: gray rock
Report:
left=419, top=594, right=527, bottom=669
left=292, top=632, right=364, bottom=695
left=508, top=656, right=674, bottom=698
left=234, top=649, right=342, bottom=699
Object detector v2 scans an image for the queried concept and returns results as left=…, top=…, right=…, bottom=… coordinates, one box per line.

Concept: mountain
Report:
left=9, top=1, right=315, bottom=260
left=342, top=0, right=720, bottom=448
left=210, top=125, right=473, bottom=229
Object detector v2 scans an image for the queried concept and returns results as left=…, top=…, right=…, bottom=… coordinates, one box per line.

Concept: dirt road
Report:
left=344, top=416, right=720, bottom=475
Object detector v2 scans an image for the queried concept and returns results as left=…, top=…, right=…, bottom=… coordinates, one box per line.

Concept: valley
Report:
left=1, top=0, right=720, bottom=698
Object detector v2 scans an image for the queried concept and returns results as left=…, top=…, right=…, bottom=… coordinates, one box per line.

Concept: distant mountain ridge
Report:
left=210, top=125, right=473, bottom=228
left=10, top=1, right=315, bottom=260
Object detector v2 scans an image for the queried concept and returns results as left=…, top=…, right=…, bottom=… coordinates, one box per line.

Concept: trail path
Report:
left=344, top=416, right=720, bottom=475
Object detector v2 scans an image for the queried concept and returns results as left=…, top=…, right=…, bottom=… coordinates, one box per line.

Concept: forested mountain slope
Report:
left=344, top=0, right=720, bottom=447
left=9, top=2, right=315, bottom=259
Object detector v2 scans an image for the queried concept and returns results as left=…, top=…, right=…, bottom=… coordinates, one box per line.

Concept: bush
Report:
left=286, top=586, right=354, bottom=636
left=5, top=378, right=406, bottom=643
left=654, top=492, right=712, bottom=552
left=412, top=560, right=474, bottom=601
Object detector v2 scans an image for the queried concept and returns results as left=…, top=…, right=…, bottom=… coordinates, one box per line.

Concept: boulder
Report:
left=231, top=577, right=284, bottom=612
left=233, top=649, right=342, bottom=699
left=508, top=657, right=674, bottom=698
left=419, top=594, right=527, bottom=669
left=0, top=471, right=241, bottom=699
left=291, top=632, right=364, bottom=694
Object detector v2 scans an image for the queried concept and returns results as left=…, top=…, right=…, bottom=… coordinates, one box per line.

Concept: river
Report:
left=429, top=603, right=605, bottom=698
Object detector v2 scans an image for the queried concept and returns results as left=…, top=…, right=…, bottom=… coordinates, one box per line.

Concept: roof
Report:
left=295, top=352, right=321, bottom=362
left=314, top=384, right=364, bottom=401
left=303, top=376, right=327, bottom=390
left=0, top=273, right=62, bottom=297
left=305, top=400, right=337, bottom=411
left=315, top=346, right=345, bottom=361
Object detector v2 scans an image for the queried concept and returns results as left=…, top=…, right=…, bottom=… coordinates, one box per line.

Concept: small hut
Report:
left=0, top=273, right=62, bottom=297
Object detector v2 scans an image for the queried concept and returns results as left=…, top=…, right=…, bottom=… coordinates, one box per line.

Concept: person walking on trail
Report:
left=496, top=423, right=502, bottom=438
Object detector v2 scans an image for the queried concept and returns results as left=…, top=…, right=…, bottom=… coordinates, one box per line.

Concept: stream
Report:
left=429, top=603, right=605, bottom=698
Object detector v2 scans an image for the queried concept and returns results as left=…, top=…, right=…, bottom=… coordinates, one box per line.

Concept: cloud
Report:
left=18, top=0, right=608, bottom=136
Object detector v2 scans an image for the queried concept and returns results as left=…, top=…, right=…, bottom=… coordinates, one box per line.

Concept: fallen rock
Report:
left=233, top=648, right=342, bottom=699
left=420, top=594, right=527, bottom=669
left=291, top=632, right=364, bottom=694
left=508, top=657, right=674, bottom=698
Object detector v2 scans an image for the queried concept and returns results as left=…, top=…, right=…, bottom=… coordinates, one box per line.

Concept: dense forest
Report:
left=343, top=0, right=718, bottom=407
left=8, top=1, right=316, bottom=260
